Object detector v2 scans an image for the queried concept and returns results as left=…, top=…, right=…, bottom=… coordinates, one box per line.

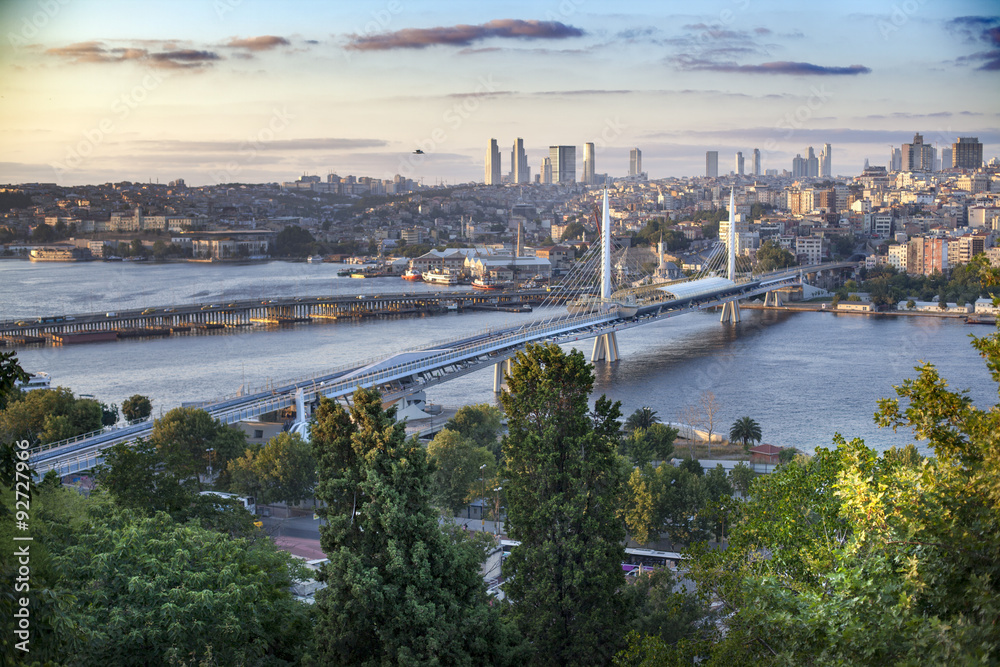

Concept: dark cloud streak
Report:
left=345, top=19, right=584, bottom=51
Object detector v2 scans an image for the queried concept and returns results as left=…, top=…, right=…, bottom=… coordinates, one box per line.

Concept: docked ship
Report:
left=402, top=268, right=422, bottom=281
left=29, top=247, right=91, bottom=262
left=471, top=277, right=510, bottom=291
left=422, top=269, right=458, bottom=285
left=14, top=372, right=51, bottom=391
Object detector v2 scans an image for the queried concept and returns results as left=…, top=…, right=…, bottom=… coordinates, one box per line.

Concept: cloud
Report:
left=45, top=41, right=221, bottom=69
left=226, top=35, right=290, bottom=51
left=946, top=16, right=1000, bottom=71
left=344, top=19, right=584, bottom=51
left=673, top=57, right=871, bottom=75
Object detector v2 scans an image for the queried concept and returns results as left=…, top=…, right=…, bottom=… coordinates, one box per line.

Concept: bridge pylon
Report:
left=720, top=300, right=741, bottom=323
left=763, top=290, right=783, bottom=307
left=591, top=331, right=620, bottom=363
left=493, top=357, right=512, bottom=393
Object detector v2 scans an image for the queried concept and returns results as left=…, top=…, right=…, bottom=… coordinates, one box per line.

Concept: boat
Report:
left=402, top=269, right=422, bottom=281
left=422, top=269, right=458, bottom=285
left=472, top=277, right=510, bottom=291
left=306, top=255, right=324, bottom=263
left=14, top=372, right=51, bottom=391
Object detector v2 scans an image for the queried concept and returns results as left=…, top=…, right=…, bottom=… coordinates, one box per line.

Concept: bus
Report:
left=36, top=316, right=66, bottom=324
left=199, top=491, right=256, bottom=515
left=499, top=540, right=684, bottom=571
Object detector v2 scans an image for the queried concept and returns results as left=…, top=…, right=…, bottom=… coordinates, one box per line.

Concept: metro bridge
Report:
left=28, top=191, right=856, bottom=476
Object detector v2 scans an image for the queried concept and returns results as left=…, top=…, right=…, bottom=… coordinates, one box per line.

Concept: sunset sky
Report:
left=1, top=0, right=997, bottom=186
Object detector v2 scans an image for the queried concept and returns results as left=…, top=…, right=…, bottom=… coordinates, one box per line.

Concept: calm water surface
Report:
left=3, top=260, right=996, bottom=454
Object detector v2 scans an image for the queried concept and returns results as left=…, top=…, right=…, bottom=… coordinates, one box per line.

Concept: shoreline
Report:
left=741, top=302, right=979, bottom=321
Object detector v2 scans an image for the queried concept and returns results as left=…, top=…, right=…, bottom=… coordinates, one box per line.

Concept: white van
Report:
left=199, top=491, right=256, bottom=514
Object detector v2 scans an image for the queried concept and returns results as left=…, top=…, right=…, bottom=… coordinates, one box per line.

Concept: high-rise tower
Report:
left=486, top=139, right=501, bottom=185
left=751, top=148, right=761, bottom=176
left=582, top=142, right=595, bottom=185
left=629, top=148, right=642, bottom=177
left=820, top=143, right=832, bottom=178
left=952, top=137, right=983, bottom=170
left=706, top=151, right=719, bottom=178
left=512, top=138, right=529, bottom=184
left=735, top=151, right=745, bottom=176
left=549, top=145, right=576, bottom=184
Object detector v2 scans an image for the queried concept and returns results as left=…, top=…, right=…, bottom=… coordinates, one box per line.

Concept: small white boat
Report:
left=306, top=255, right=324, bottom=263
left=15, top=372, right=51, bottom=391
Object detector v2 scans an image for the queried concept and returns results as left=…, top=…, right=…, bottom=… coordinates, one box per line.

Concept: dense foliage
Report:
left=501, top=343, right=630, bottom=665
left=0, top=386, right=103, bottom=445
left=755, top=239, right=797, bottom=273
left=311, top=388, right=504, bottom=665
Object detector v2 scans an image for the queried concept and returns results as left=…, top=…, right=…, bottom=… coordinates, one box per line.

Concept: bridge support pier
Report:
left=591, top=332, right=620, bottom=363
left=764, top=290, right=782, bottom=307
left=493, top=358, right=512, bottom=393
left=720, top=300, right=742, bottom=324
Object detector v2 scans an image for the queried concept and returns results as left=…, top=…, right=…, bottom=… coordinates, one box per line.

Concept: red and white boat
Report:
left=402, top=268, right=421, bottom=281
left=472, top=277, right=509, bottom=291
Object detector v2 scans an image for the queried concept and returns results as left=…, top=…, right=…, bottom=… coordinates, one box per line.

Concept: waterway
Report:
left=3, top=260, right=997, bottom=455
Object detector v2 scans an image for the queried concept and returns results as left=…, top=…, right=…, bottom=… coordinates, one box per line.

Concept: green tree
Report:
left=274, top=225, right=316, bottom=257
left=53, top=505, right=312, bottom=665
left=426, top=428, right=495, bottom=512
left=148, top=407, right=245, bottom=486
left=729, top=462, right=755, bottom=496
left=621, top=423, right=677, bottom=466
left=560, top=221, right=587, bottom=242
left=121, top=394, right=152, bottom=421
left=99, top=401, right=118, bottom=426
left=311, top=389, right=503, bottom=665
left=0, top=387, right=101, bottom=445
left=755, top=239, right=797, bottom=273
left=624, top=406, right=659, bottom=433
left=94, top=439, right=192, bottom=516
left=444, top=402, right=503, bottom=458
left=227, top=431, right=316, bottom=505
left=501, top=343, right=629, bottom=665
left=129, top=238, right=146, bottom=257
left=729, top=416, right=762, bottom=452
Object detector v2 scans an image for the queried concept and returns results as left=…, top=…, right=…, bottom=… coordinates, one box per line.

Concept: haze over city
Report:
left=1, top=0, right=998, bottom=185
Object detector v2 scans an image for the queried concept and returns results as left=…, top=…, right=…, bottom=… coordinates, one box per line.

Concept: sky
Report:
left=0, top=0, right=998, bottom=186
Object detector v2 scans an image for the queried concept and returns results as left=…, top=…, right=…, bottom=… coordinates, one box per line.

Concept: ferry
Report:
left=402, top=268, right=422, bottom=281
left=472, top=277, right=509, bottom=291
left=422, top=269, right=458, bottom=285
left=306, top=255, right=324, bottom=263
left=14, top=372, right=51, bottom=392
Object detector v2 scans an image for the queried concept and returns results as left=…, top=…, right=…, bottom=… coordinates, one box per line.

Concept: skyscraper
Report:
left=706, top=151, right=719, bottom=178
left=511, top=138, right=529, bottom=184
left=792, top=154, right=806, bottom=178
left=751, top=148, right=761, bottom=176
left=541, top=157, right=552, bottom=184
left=952, top=137, right=983, bottom=170
left=806, top=147, right=819, bottom=177
left=735, top=151, right=745, bottom=176
left=902, top=133, right=934, bottom=172
left=582, top=142, right=595, bottom=185
left=629, top=148, right=642, bottom=177
left=940, top=147, right=953, bottom=172
left=890, top=147, right=902, bottom=172
left=820, top=143, right=832, bottom=178
left=549, top=145, right=576, bottom=184
left=485, top=139, right=501, bottom=185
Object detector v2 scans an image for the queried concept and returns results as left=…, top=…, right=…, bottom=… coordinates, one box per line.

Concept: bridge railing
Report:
left=28, top=417, right=154, bottom=454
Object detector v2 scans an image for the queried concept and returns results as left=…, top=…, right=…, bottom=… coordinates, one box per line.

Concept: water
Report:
left=3, top=260, right=997, bottom=454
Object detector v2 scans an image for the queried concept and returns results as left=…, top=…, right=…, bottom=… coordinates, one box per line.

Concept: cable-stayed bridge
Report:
left=28, top=191, right=856, bottom=476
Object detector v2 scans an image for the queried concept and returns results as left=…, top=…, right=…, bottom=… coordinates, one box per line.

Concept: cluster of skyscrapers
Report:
left=888, top=134, right=983, bottom=172
left=706, top=147, right=767, bottom=178
left=485, top=139, right=642, bottom=185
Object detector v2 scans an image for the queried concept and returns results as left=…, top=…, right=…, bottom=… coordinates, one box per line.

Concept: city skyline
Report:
left=1, top=0, right=998, bottom=186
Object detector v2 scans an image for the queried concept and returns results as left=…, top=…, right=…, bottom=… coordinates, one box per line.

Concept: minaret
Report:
left=601, top=188, right=612, bottom=300
left=657, top=232, right=665, bottom=277
left=727, top=189, right=736, bottom=281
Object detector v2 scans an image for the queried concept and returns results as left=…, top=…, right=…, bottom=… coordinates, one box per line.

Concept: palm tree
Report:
left=624, top=406, right=659, bottom=433
left=729, top=417, right=762, bottom=453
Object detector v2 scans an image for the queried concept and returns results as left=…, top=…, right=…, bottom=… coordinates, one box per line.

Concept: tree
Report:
left=227, top=431, right=316, bottom=505
left=94, top=439, right=192, bottom=516
left=729, top=462, right=755, bottom=496
left=906, top=299, right=916, bottom=310
left=755, top=240, right=796, bottom=273
left=129, top=238, right=146, bottom=257
left=121, top=394, right=152, bottom=422
left=688, top=391, right=721, bottom=457
left=681, top=300, right=1000, bottom=664
left=426, top=428, right=495, bottom=512
left=148, top=407, right=245, bottom=486
left=274, top=225, right=315, bottom=257
left=52, top=504, right=312, bottom=665
left=621, top=423, right=677, bottom=466
left=501, top=343, right=629, bottom=665
left=729, top=416, right=762, bottom=453
left=624, top=406, right=659, bottom=433
left=0, top=387, right=102, bottom=445
left=99, top=401, right=118, bottom=426
left=311, top=389, right=502, bottom=665
left=444, top=402, right=503, bottom=459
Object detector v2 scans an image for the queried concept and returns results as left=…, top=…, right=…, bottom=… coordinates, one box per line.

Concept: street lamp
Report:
left=480, top=464, right=487, bottom=531
left=206, top=447, right=215, bottom=479
left=493, top=486, right=503, bottom=536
